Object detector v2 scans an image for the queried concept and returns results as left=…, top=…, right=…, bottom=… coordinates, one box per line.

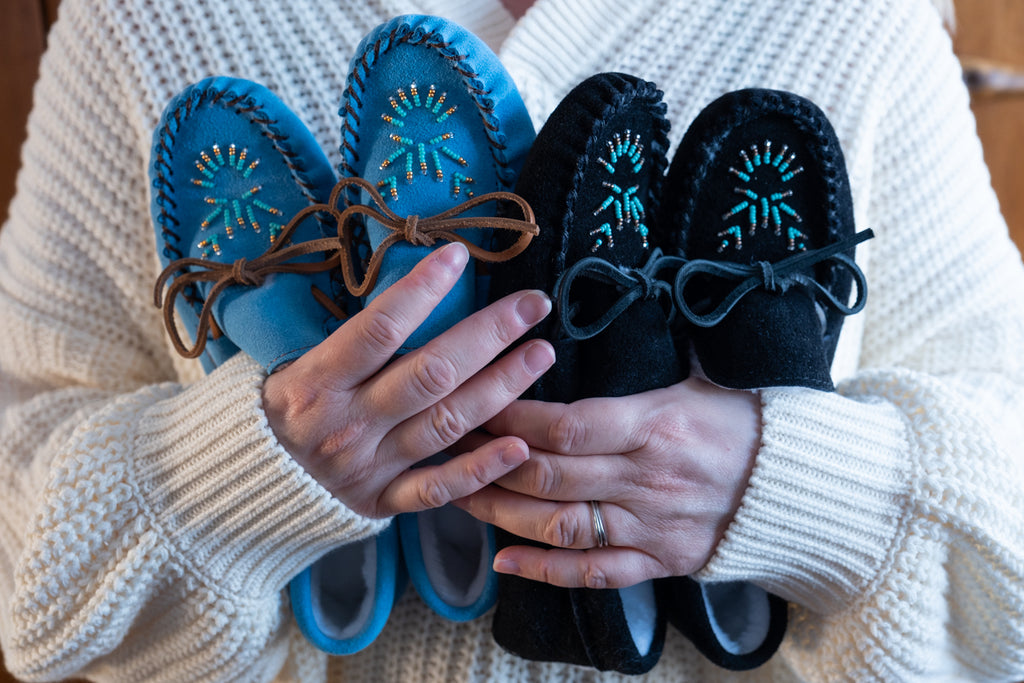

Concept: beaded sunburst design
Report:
left=589, top=130, right=650, bottom=252
left=377, top=82, right=474, bottom=201
left=718, top=140, right=807, bottom=252
left=192, top=143, right=283, bottom=258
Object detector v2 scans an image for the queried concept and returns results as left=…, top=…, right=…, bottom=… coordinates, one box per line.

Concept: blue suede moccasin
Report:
left=150, top=77, right=405, bottom=656
left=333, top=15, right=537, bottom=624
left=289, top=523, right=407, bottom=656
left=337, top=13, right=536, bottom=349
left=150, top=76, right=343, bottom=373
left=397, top=456, right=498, bottom=622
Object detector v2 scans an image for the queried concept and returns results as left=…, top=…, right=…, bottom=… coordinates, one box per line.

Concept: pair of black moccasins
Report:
left=486, top=74, right=871, bottom=674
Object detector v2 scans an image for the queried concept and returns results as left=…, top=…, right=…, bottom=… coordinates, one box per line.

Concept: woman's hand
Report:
left=262, top=243, right=555, bottom=519
left=454, top=377, right=761, bottom=588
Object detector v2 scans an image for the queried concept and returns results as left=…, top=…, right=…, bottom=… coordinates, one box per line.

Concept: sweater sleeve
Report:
left=0, top=3, right=385, bottom=681
left=696, top=2, right=1024, bottom=680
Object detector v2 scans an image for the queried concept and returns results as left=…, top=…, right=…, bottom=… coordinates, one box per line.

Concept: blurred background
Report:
left=0, top=1, right=1022, bottom=681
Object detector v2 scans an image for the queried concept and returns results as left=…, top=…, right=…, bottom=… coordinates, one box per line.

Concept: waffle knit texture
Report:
left=0, top=0, right=1022, bottom=681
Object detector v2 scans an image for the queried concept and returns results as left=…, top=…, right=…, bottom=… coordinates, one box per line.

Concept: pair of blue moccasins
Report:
left=151, top=15, right=536, bottom=656
left=151, top=12, right=871, bottom=676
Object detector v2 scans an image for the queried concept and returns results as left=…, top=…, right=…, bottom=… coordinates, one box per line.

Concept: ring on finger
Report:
left=589, top=500, right=610, bottom=548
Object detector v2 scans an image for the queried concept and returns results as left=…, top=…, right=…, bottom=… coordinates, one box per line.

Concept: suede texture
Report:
left=662, top=89, right=857, bottom=390
left=335, top=14, right=536, bottom=628
left=288, top=523, right=407, bottom=656
left=488, top=72, right=680, bottom=675
left=654, top=88, right=865, bottom=670
left=150, top=76, right=403, bottom=656
left=150, top=76, right=342, bottom=372
left=338, top=14, right=535, bottom=352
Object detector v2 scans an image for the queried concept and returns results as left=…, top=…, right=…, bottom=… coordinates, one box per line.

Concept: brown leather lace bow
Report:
left=154, top=175, right=538, bottom=359
left=329, top=176, right=538, bottom=298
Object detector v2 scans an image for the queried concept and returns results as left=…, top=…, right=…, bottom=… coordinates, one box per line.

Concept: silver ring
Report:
left=589, top=500, right=609, bottom=548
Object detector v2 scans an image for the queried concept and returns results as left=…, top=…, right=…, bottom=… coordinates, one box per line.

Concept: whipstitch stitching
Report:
left=152, top=86, right=320, bottom=303
left=338, top=23, right=511, bottom=193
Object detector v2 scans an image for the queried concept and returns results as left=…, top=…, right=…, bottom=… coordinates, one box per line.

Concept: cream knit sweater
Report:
left=1, top=0, right=1022, bottom=681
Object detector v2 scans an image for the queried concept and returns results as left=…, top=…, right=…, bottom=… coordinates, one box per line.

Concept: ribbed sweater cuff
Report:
left=696, top=386, right=912, bottom=614
left=132, top=354, right=389, bottom=597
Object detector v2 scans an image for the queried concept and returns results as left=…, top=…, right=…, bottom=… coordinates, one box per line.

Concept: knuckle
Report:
left=526, top=459, right=563, bottom=499
left=648, top=411, right=696, bottom=451
left=427, top=402, right=469, bottom=447
left=537, top=557, right=561, bottom=587
left=490, top=362, right=525, bottom=399
left=488, top=311, right=519, bottom=347
left=583, top=564, right=609, bottom=590
left=464, top=456, right=495, bottom=489
left=267, top=377, right=323, bottom=425
left=359, top=309, right=407, bottom=356
left=312, top=424, right=374, bottom=488
left=411, top=351, right=460, bottom=400
left=407, top=265, right=455, bottom=301
left=416, top=476, right=453, bottom=510
left=630, top=465, right=674, bottom=497
left=542, top=509, right=584, bottom=549
left=311, top=421, right=364, bottom=462
left=547, top=407, right=587, bottom=453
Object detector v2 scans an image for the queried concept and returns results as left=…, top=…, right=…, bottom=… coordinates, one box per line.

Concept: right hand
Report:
left=262, top=242, right=555, bottom=519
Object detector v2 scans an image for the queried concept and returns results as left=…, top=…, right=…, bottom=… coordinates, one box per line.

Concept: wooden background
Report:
left=0, top=1, right=1022, bottom=681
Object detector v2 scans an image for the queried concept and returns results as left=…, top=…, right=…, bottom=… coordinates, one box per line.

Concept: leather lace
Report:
left=554, top=248, right=685, bottom=340
left=154, top=176, right=538, bottom=358
left=330, top=177, right=538, bottom=298
left=672, top=228, right=874, bottom=328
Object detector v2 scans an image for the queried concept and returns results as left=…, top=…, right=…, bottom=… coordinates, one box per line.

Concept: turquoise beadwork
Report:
left=589, top=130, right=650, bottom=252
left=192, top=144, right=283, bottom=258
left=377, top=82, right=471, bottom=200
left=720, top=140, right=806, bottom=252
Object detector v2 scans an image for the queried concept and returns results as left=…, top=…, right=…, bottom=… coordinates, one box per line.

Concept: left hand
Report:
left=453, top=376, right=761, bottom=589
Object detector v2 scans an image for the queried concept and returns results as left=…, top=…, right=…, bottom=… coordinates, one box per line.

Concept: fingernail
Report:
left=515, top=290, right=552, bottom=327
left=500, top=441, right=528, bottom=468
left=494, top=557, right=520, bottom=574
left=523, top=341, right=555, bottom=374
left=436, top=242, right=468, bottom=271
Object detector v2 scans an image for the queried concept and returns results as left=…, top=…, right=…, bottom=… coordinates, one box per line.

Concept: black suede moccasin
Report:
left=487, top=72, right=686, bottom=675
left=664, top=88, right=871, bottom=392
left=657, top=88, right=872, bottom=671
